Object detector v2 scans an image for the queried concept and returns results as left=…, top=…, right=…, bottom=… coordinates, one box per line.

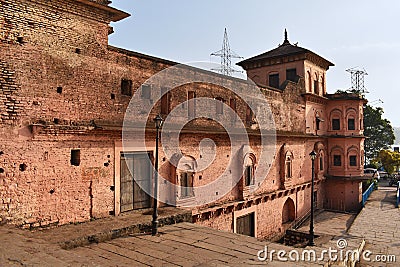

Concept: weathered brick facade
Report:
left=1, top=0, right=365, bottom=240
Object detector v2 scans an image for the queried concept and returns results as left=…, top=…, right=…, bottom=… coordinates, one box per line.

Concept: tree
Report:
left=374, top=150, right=400, bottom=175
left=364, top=104, right=395, bottom=163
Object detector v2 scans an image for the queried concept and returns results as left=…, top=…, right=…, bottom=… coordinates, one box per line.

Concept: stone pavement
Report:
left=0, top=221, right=347, bottom=266
left=347, top=181, right=400, bottom=267
left=2, top=185, right=398, bottom=266
left=297, top=210, right=356, bottom=238
left=28, top=206, right=192, bottom=249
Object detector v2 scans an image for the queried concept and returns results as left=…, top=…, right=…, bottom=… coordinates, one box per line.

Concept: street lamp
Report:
left=152, top=114, right=163, bottom=236
left=309, top=150, right=317, bottom=246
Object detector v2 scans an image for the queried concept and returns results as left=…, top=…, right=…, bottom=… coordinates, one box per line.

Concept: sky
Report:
left=108, top=0, right=400, bottom=126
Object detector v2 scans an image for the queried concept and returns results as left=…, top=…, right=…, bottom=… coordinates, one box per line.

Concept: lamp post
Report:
left=152, top=114, right=163, bottom=236
left=309, top=150, right=317, bottom=246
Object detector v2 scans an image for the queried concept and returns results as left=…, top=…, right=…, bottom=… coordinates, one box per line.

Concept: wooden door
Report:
left=236, top=213, right=255, bottom=237
left=120, top=153, right=151, bottom=212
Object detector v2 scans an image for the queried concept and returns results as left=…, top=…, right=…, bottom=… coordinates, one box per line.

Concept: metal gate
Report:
left=120, top=152, right=152, bottom=212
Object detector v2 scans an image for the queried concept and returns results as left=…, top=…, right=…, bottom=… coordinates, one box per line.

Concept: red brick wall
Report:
left=0, top=0, right=364, bottom=234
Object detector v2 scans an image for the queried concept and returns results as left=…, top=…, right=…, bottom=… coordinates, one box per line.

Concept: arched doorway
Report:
left=176, top=155, right=196, bottom=199
left=282, top=198, right=295, bottom=224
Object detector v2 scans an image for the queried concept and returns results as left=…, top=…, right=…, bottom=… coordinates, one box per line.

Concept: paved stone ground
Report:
left=348, top=181, right=400, bottom=267
left=0, top=221, right=342, bottom=266
left=27, top=207, right=192, bottom=249
left=2, top=189, right=395, bottom=266
left=298, top=210, right=356, bottom=237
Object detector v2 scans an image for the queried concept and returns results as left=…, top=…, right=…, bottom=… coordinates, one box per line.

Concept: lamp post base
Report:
left=152, top=220, right=158, bottom=236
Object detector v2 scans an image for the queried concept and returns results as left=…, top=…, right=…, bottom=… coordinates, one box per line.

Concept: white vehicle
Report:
left=364, top=168, right=380, bottom=180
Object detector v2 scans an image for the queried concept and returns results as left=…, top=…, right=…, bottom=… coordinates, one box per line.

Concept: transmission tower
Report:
left=346, top=67, right=368, bottom=94
left=211, top=28, right=243, bottom=76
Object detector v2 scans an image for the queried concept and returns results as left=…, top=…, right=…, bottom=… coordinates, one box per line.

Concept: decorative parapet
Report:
left=192, top=180, right=322, bottom=223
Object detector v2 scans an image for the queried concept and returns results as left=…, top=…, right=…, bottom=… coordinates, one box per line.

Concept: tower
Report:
left=346, top=67, right=368, bottom=94
left=211, top=28, right=243, bottom=76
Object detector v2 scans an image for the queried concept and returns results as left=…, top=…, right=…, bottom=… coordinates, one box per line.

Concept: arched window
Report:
left=331, top=146, right=344, bottom=167
left=314, top=73, right=319, bottom=95
left=285, top=152, right=293, bottom=179
left=314, top=142, right=325, bottom=174
left=347, top=146, right=359, bottom=168
left=319, top=151, right=324, bottom=171
left=321, top=74, right=325, bottom=95
left=244, top=154, right=256, bottom=186
left=330, top=109, right=342, bottom=131
left=346, top=108, right=358, bottom=131
left=307, top=71, right=312, bottom=92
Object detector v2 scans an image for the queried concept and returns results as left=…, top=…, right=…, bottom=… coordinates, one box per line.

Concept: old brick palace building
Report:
left=0, top=0, right=365, bottom=240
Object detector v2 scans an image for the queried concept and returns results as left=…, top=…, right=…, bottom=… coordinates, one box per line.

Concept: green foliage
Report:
left=365, top=162, right=378, bottom=169
left=374, top=149, right=400, bottom=175
left=362, top=178, right=378, bottom=191
left=364, top=104, right=395, bottom=163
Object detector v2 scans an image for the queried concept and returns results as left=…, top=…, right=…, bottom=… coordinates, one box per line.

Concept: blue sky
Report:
left=109, top=0, right=400, bottom=126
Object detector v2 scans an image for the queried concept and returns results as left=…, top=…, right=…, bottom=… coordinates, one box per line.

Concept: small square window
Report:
left=286, top=68, right=297, bottom=82
left=348, top=118, right=355, bottom=130
left=71, top=149, right=80, bottom=166
left=141, top=84, right=151, bottom=99
left=349, top=155, right=357, bottom=166
left=269, top=73, right=279, bottom=88
left=332, top=119, right=340, bottom=130
left=333, top=155, right=341, bottom=166
left=121, top=79, right=132, bottom=96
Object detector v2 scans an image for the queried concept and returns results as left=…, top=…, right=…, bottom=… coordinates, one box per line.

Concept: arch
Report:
left=176, top=155, right=196, bottom=198
left=347, top=145, right=359, bottom=168
left=314, top=72, right=319, bottom=95
left=284, top=151, right=293, bottom=179
left=329, top=109, right=342, bottom=130
left=321, top=74, right=325, bottom=95
left=331, top=145, right=344, bottom=154
left=346, top=108, right=358, bottom=130
left=347, top=145, right=359, bottom=155
left=280, top=144, right=294, bottom=183
left=282, top=197, right=295, bottom=224
left=331, top=146, right=344, bottom=167
left=177, top=155, right=197, bottom=172
left=243, top=153, right=256, bottom=186
left=330, top=108, right=342, bottom=118
left=314, top=141, right=325, bottom=152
